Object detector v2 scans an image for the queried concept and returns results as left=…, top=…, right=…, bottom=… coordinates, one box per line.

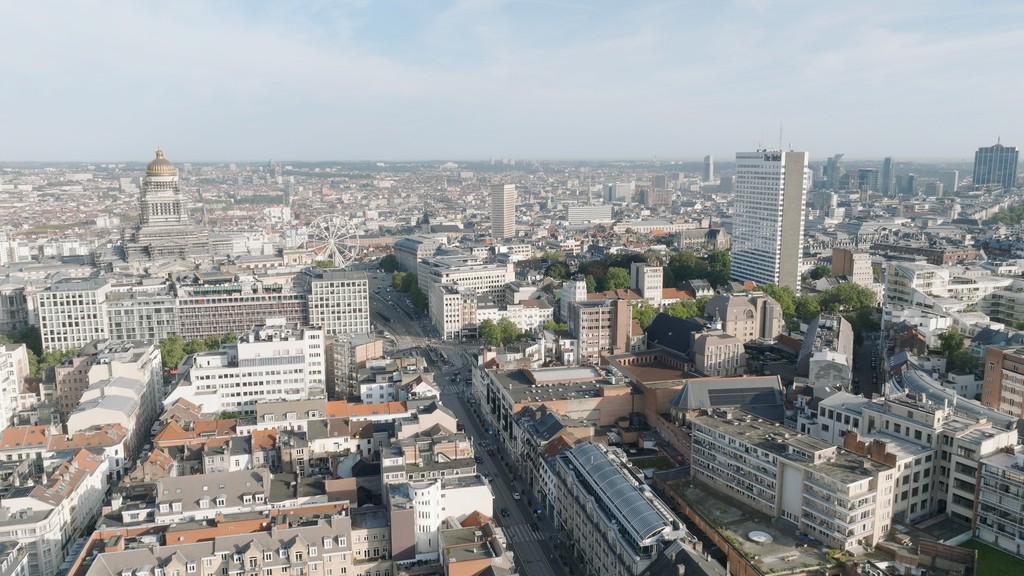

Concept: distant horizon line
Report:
left=0, top=155, right=984, bottom=166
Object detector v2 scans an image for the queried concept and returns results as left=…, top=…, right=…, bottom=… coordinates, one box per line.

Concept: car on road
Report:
left=474, top=456, right=483, bottom=464
left=501, top=507, right=510, bottom=518
left=512, top=492, right=521, bottom=500
left=484, top=473, right=493, bottom=481
left=529, top=522, right=539, bottom=531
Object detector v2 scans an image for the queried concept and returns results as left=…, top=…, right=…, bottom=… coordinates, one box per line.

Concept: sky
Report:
left=1, top=1, right=1022, bottom=162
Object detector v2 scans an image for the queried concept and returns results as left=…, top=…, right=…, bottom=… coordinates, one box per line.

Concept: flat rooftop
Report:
left=491, top=370, right=608, bottom=404
left=693, top=414, right=891, bottom=484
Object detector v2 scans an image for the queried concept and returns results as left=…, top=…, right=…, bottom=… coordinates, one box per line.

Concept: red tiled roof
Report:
left=327, top=400, right=408, bottom=418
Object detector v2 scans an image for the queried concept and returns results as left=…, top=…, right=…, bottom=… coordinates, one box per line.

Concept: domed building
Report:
left=124, top=147, right=210, bottom=260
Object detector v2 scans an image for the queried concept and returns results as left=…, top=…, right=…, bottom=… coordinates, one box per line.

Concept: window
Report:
left=308, top=547, right=317, bottom=557
left=187, top=564, right=196, bottom=574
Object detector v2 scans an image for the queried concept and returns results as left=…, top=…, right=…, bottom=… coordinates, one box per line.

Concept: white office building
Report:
left=304, top=268, right=370, bottom=335
left=36, top=277, right=113, bottom=351
left=730, top=150, right=809, bottom=291
left=630, top=263, right=663, bottom=306
left=166, top=318, right=326, bottom=415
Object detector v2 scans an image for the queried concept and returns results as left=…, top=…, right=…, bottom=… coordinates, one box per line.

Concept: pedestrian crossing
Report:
left=440, top=384, right=468, bottom=395
left=501, top=522, right=542, bottom=543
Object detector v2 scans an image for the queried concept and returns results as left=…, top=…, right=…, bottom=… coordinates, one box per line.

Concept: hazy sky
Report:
left=1, top=1, right=1022, bottom=162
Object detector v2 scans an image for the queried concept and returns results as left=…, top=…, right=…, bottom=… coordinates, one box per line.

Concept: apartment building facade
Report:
left=690, top=414, right=894, bottom=551
left=35, top=277, right=112, bottom=351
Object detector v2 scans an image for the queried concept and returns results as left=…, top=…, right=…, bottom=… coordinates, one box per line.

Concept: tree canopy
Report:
left=760, top=284, right=796, bottom=318
left=479, top=318, right=528, bottom=346
left=378, top=254, right=399, bottom=272
left=605, top=267, right=630, bottom=290
left=819, top=282, right=877, bottom=314
left=992, top=204, right=1024, bottom=225
left=632, top=301, right=658, bottom=328
left=807, top=265, right=833, bottom=281
left=937, top=327, right=979, bottom=373
left=544, top=261, right=570, bottom=281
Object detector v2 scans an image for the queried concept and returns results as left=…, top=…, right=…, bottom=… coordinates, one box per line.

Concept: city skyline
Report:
left=1, top=1, right=1023, bottom=162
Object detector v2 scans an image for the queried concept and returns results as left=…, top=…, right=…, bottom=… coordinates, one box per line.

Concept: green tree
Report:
left=819, top=282, right=876, bottom=314
left=808, top=265, right=833, bottom=281
left=541, top=251, right=565, bottom=262
left=314, top=259, right=334, bottom=269
left=400, top=272, right=417, bottom=293
left=795, top=294, right=821, bottom=321
left=543, top=319, right=568, bottom=332
left=218, top=411, right=241, bottom=420
left=948, top=348, right=980, bottom=373
left=632, top=301, right=658, bottom=328
left=184, top=338, right=206, bottom=355
left=845, top=307, right=880, bottom=347
left=160, top=334, right=186, bottom=371
left=938, top=327, right=965, bottom=357
left=391, top=271, right=406, bottom=291
left=664, top=297, right=708, bottom=319
left=584, top=275, right=596, bottom=293
left=544, top=261, right=571, bottom=280
left=203, top=334, right=224, bottom=350
left=479, top=319, right=500, bottom=345
left=668, top=251, right=708, bottom=283
left=706, top=250, right=731, bottom=287
left=496, top=318, right=523, bottom=343
left=662, top=267, right=677, bottom=289
left=409, top=283, right=427, bottom=311
left=605, top=267, right=630, bottom=290
left=36, top=348, right=75, bottom=378
left=760, top=284, right=796, bottom=318
left=378, top=254, right=399, bottom=273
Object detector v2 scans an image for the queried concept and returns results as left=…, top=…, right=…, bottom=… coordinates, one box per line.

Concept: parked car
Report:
left=512, top=492, right=521, bottom=500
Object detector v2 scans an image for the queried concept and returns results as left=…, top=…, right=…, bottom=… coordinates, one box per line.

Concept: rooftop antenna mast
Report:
left=778, top=122, right=784, bottom=150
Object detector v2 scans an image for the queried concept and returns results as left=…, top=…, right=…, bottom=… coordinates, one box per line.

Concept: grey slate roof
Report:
left=669, top=376, right=785, bottom=423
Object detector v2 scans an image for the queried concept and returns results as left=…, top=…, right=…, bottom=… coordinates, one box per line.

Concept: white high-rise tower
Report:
left=491, top=183, right=516, bottom=240
left=730, top=149, right=809, bottom=291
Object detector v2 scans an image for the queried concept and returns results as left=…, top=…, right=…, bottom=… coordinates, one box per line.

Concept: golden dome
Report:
left=146, top=147, right=178, bottom=176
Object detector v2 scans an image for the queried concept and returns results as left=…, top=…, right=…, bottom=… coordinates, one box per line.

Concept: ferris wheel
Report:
left=308, top=215, right=361, bottom=268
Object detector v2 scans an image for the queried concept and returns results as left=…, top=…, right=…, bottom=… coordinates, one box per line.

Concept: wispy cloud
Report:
left=0, top=0, right=1021, bottom=160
